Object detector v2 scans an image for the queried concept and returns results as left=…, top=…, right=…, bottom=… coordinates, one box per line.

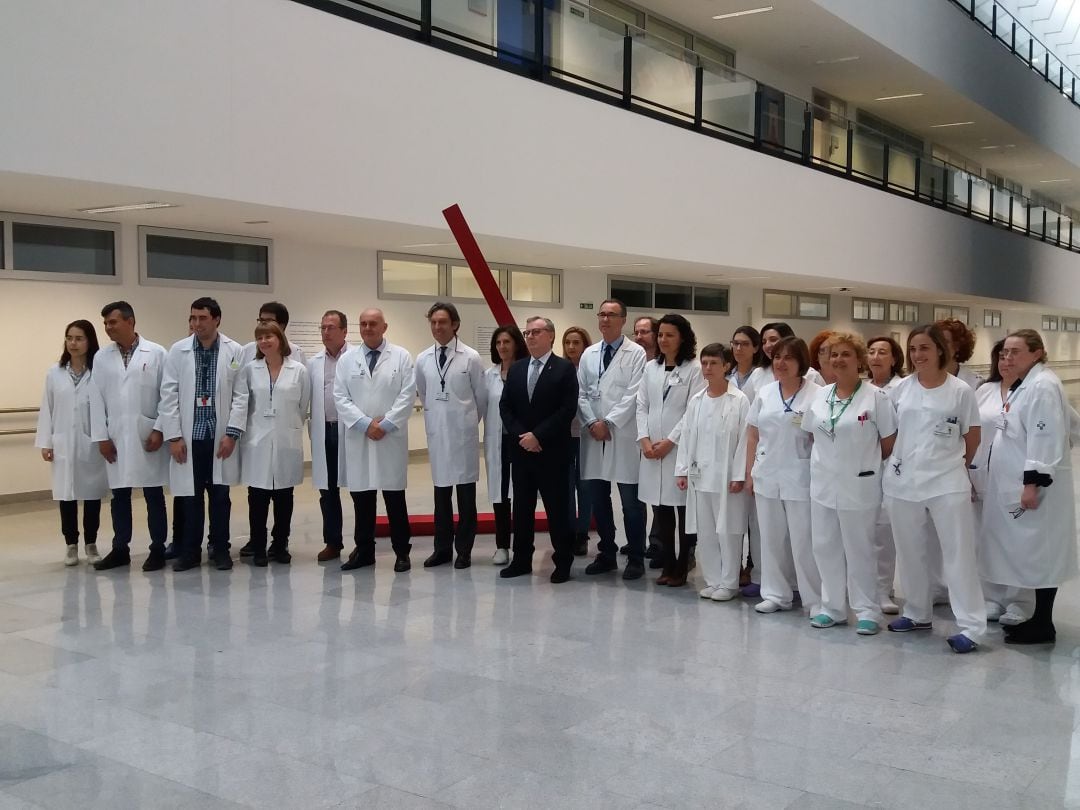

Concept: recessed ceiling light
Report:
left=579, top=263, right=650, bottom=269
left=815, top=55, right=860, bottom=64
left=399, top=242, right=457, bottom=249
left=874, top=92, right=924, bottom=101
left=1038, top=178, right=1071, bottom=183
left=78, top=202, right=177, bottom=214
left=929, top=121, right=975, bottom=128
left=713, top=6, right=773, bottom=21
left=978, top=145, right=1001, bottom=150
left=244, top=220, right=270, bottom=225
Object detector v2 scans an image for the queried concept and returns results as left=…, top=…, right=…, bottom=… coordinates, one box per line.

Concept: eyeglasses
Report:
left=256, top=317, right=278, bottom=325
left=522, top=329, right=551, bottom=337
left=597, top=312, right=621, bottom=319
left=730, top=340, right=753, bottom=348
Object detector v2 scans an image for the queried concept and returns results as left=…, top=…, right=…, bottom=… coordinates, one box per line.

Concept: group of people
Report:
left=35, top=297, right=1075, bottom=650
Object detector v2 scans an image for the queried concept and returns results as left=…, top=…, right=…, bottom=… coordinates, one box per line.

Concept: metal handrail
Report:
left=0, top=428, right=35, bottom=437
left=0, top=407, right=38, bottom=415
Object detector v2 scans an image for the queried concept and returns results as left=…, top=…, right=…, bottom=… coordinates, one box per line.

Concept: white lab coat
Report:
left=482, top=365, right=510, bottom=504
left=728, top=365, right=769, bottom=406
left=769, top=366, right=825, bottom=386
left=675, top=388, right=749, bottom=534
left=980, top=365, right=1078, bottom=588
left=578, top=338, right=647, bottom=484
left=35, top=365, right=109, bottom=502
left=968, top=382, right=1000, bottom=500
left=415, top=339, right=487, bottom=487
left=334, top=341, right=415, bottom=492
left=158, top=333, right=248, bottom=496
left=747, top=378, right=820, bottom=501
left=955, top=364, right=983, bottom=391
left=239, top=340, right=306, bottom=368
left=636, top=359, right=704, bottom=506
left=307, top=345, right=352, bottom=491
left=88, top=339, right=169, bottom=489
left=240, top=358, right=311, bottom=490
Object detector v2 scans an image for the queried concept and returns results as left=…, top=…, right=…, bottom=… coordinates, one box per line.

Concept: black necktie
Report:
left=438, top=345, right=447, bottom=370
left=367, top=349, right=379, bottom=374
left=602, top=343, right=614, bottom=373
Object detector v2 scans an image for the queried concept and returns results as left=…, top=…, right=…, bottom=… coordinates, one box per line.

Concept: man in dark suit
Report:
left=499, top=316, right=579, bottom=583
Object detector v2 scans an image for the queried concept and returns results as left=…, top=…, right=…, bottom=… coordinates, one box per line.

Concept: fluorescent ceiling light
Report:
left=399, top=242, right=456, bottom=248
left=579, top=263, right=650, bottom=269
left=815, top=56, right=860, bottom=64
left=243, top=220, right=270, bottom=225
left=874, top=92, right=924, bottom=101
left=929, top=121, right=975, bottom=128
left=713, top=6, right=773, bottom=20
left=78, top=202, right=177, bottom=214
left=1038, top=178, right=1071, bottom=183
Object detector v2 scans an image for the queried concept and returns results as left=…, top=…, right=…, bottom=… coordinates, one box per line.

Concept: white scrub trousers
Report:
left=811, top=502, right=881, bottom=624
left=874, top=502, right=896, bottom=604
left=695, top=491, right=742, bottom=591
left=756, top=495, right=821, bottom=614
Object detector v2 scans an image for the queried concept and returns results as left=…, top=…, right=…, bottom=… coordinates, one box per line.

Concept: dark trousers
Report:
left=350, top=490, right=411, bottom=557
left=171, top=496, right=184, bottom=544
left=110, top=486, right=167, bottom=553
left=181, top=438, right=232, bottom=561
left=567, top=437, right=592, bottom=537
left=319, top=423, right=343, bottom=549
left=512, top=457, right=572, bottom=572
left=590, top=480, right=646, bottom=563
left=493, top=438, right=513, bottom=550
left=654, top=504, right=693, bottom=578
left=433, top=482, right=478, bottom=556
left=59, top=500, right=101, bottom=546
left=648, top=505, right=661, bottom=549
left=247, top=487, right=294, bottom=551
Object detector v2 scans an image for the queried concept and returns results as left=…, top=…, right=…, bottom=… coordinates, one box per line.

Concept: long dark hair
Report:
left=732, top=325, right=766, bottom=368
left=986, top=339, right=1005, bottom=384
left=760, top=322, right=795, bottom=368
left=489, top=325, right=527, bottom=364
left=656, top=313, right=697, bottom=366
left=59, top=320, right=100, bottom=370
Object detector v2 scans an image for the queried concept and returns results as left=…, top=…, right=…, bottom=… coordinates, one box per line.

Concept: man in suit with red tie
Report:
left=498, top=316, right=579, bottom=583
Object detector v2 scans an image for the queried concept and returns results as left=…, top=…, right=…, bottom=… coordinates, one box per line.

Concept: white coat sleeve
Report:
left=875, top=388, right=898, bottom=438
left=88, top=373, right=108, bottom=443
left=470, top=353, right=488, bottom=424
left=668, top=365, right=704, bottom=444
left=606, top=350, right=645, bottom=430
left=159, top=348, right=182, bottom=441
left=334, top=358, right=370, bottom=430
left=299, top=365, right=312, bottom=425
left=635, top=366, right=651, bottom=442
left=414, top=353, right=427, bottom=402
left=730, top=396, right=750, bottom=483
left=577, top=358, right=598, bottom=427
left=382, top=353, right=417, bottom=431
left=1023, top=380, right=1067, bottom=478
left=673, top=400, right=695, bottom=477
left=34, top=374, right=54, bottom=449
left=227, top=358, right=249, bottom=435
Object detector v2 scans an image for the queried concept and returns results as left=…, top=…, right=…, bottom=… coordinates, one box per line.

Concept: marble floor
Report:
left=1, top=460, right=1080, bottom=809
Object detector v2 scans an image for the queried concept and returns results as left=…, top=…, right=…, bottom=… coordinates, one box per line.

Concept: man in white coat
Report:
left=237, top=301, right=307, bottom=368
left=578, top=298, right=648, bottom=580
left=415, top=302, right=488, bottom=569
left=334, top=308, right=416, bottom=573
left=89, top=301, right=171, bottom=572
left=159, top=297, right=248, bottom=572
left=309, top=310, right=352, bottom=562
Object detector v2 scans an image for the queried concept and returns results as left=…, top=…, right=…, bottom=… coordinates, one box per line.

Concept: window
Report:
left=983, top=309, right=1002, bottom=328
left=1063, top=317, right=1078, bottom=332
left=1042, top=315, right=1059, bottom=331
left=933, top=305, right=969, bottom=323
left=852, top=298, right=887, bottom=322
left=141, top=227, right=270, bottom=287
left=888, top=301, right=920, bottom=324
left=763, top=289, right=830, bottom=320
left=1, top=214, right=119, bottom=281
left=379, top=252, right=562, bottom=305
left=608, top=276, right=729, bottom=314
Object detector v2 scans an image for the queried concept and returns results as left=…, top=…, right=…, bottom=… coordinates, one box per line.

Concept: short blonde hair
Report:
left=254, top=322, right=291, bottom=359
left=826, top=330, right=867, bottom=370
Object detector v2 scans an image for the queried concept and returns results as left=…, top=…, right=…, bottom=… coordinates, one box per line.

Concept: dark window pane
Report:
left=654, top=283, right=692, bottom=310
left=12, top=223, right=114, bottom=275
left=146, top=234, right=269, bottom=285
left=610, top=278, right=652, bottom=308
left=694, top=286, right=728, bottom=313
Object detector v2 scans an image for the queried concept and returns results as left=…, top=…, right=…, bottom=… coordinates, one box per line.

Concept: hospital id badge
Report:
left=996, top=415, right=1007, bottom=431
left=435, top=392, right=450, bottom=402
left=791, top=412, right=803, bottom=428
left=262, top=406, right=276, bottom=418
left=688, top=462, right=701, bottom=480
left=589, top=387, right=602, bottom=400
left=817, top=423, right=835, bottom=440
left=933, top=421, right=953, bottom=437
left=197, top=395, right=213, bottom=408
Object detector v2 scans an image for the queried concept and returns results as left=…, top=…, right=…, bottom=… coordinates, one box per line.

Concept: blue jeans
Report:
left=110, top=486, right=167, bottom=554
left=567, top=437, right=593, bottom=537
left=589, top=479, right=646, bottom=563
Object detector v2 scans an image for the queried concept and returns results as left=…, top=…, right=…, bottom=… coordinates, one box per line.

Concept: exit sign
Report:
left=579, top=302, right=594, bottom=310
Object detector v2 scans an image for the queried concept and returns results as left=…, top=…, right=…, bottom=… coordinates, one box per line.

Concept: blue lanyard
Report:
left=778, top=379, right=802, bottom=412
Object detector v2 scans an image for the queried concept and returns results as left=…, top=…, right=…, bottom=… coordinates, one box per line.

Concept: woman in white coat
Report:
left=762, top=322, right=826, bottom=387
left=937, top=317, right=984, bottom=390
left=981, top=330, right=1076, bottom=645
left=484, top=325, right=527, bottom=565
left=675, top=344, right=749, bottom=601
left=884, top=324, right=986, bottom=653
left=241, top=323, right=311, bottom=566
left=866, top=336, right=906, bottom=615
left=35, top=320, right=109, bottom=566
left=637, top=314, right=704, bottom=587
left=802, top=332, right=897, bottom=635
left=745, top=336, right=822, bottom=616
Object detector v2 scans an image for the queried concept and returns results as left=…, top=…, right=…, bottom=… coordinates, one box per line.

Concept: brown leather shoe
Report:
left=739, top=565, right=751, bottom=587
left=667, top=574, right=688, bottom=587
left=656, top=574, right=672, bottom=586
left=317, top=545, right=341, bottom=562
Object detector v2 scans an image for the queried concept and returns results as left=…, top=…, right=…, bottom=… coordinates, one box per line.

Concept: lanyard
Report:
left=1001, top=379, right=1021, bottom=413
left=826, top=381, right=860, bottom=433
left=662, top=365, right=679, bottom=401
left=777, top=379, right=802, bottom=412
left=436, top=339, right=456, bottom=392
left=267, top=364, right=277, bottom=401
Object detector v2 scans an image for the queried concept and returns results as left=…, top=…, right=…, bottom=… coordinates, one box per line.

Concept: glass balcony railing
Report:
left=951, top=0, right=1079, bottom=108
left=290, top=0, right=1080, bottom=255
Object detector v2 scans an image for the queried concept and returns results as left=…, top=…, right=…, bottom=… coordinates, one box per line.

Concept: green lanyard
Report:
left=826, top=381, right=860, bottom=434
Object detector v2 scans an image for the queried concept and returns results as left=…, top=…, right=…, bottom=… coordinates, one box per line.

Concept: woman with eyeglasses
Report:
left=744, top=336, right=822, bottom=616
left=884, top=324, right=985, bottom=653
left=979, top=331, right=1075, bottom=645
left=809, top=329, right=837, bottom=386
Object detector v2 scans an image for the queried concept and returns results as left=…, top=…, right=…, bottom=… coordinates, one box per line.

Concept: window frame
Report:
left=378, top=251, right=563, bottom=307
left=608, top=275, right=730, bottom=315
left=139, top=226, right=273, bottom=291
left=852, top=297, right=888, bottom=322
left=762, top=288, right=830, bottom=321
left=887, top=300, right=920, bottom=325
left=933, top=304, right=970, bottom=324
left=983, top=309, right=1002, bottom=328
left=1042, top=314, right=1060, bottom=331
left=0, top=212, right=122, bottom=285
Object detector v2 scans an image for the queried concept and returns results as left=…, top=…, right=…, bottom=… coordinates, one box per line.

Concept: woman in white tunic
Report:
left=637, top=315, right=704, bottom=587
left=241, top=323, right=311, bottom=566
left=981, top=330, right=1076, bottom=645
left=866, top=336, right=906, bottom=615
left=884, top=324, right=986, bottom=653
left=802, top=332, right=897, bottom=635
left=728, top=326, right=769, bottom=405
left=675, top=344, right=749, bottom=601
left=762, top=322, right=826, bottom=387
left=35, top=320, right=109, bottom=566
left=809, top=330, right=837, bottom=387
left=745, top=336, right=821, bottom=616
left=484, top=326, right=527, bottom=566
left=937, top=317, right=984, bottom=391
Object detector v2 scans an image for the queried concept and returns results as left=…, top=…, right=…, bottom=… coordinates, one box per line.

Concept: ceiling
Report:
left=635, top=0, right=1080, bottom=208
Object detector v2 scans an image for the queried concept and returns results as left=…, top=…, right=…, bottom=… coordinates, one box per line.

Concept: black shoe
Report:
left=394, top=556, right=411, bottom=573
left=424, top=551, right=453, bottom=568
left=454, top=555, right=472, bottom=570
left=341, top=548, right=375, bottom=571
left=272, top=549, right=291, bottom=565
left=500, top=559, right=533, bottom=578
left=573, top=535, right=589, bottom=557
left=214, top=549, right=233, bottom=571
left=238, top=541, right=255, bottom=558
left=645, top=543, right=662, bottom=560
left=619, top=544, right=629, bottom=556
left=550, top=567, right=572, bottom=584
left=164, top=542, right=178, bottom=561
left=253, top=549, right=268, bottom=567
left=585, top=555, right=618, bottom=575
left=94, top=550, right=131, bottom=571
left=1003, top=620, right=1056, bottom=645
left=141, top=551, right=165, bottom=572
left=173, top=556, right=201, bottom=572
left=649, top=557, right=664, bottom=570
left=622, top=560, right=645, bottom=581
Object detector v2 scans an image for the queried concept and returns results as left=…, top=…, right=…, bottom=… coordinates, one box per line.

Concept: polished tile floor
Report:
left=2, top=459, right=1080, bottom=809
